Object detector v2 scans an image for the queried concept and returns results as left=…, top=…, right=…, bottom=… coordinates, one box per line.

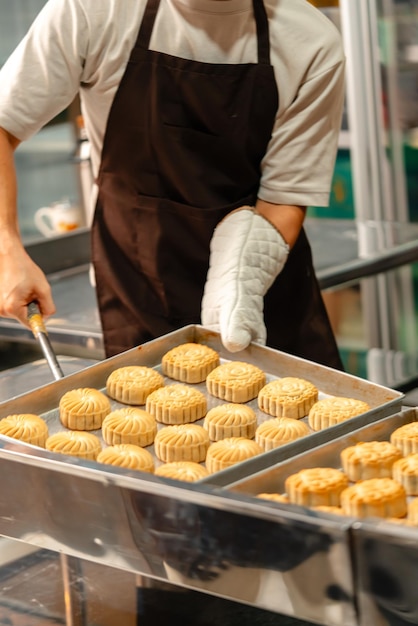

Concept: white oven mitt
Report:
left=201, top=207, right=289, bottom=352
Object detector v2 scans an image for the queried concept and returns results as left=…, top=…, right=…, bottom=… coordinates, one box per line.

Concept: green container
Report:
left=309, top=144, right=418, bottom=221
left=308, top=149, right=354, bottom=219
left=405, top=144, right=418, bottom=222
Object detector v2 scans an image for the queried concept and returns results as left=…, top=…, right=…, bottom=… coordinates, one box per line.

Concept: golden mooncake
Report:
left=340, top=478, right=407, bottom=519
left=407, top=497, right=418, bottom=524
left=392, top=454, right=418, bottom=496
left=255, top=417, right=311, bottom=451
left=256, top=493, right=290, bottom=503
left=162, top=343, right=219, bottom=383
left=387, top=517, right=417, bottom=527
left=390, top=422, right=418, bottom=456
left=46, top=431, right=101, bottom=460
left=205, top=437, right=263, bottom=473
left=285, top=467, right=349, bottom=507
left=341, top=440, right=403, bottom=481
left=311, top=505, right=345, bottom=516
left=59, top=387, right=111, bottom=430
left=0, top=413, right=48, bottom=447
left=146, top=384, right=207, bottom=424
left=154, top=424, right=210, bottom=463
left=101, top=407, right=157, bottom=446
left=308, top=397, right=370, bottom=431
left=97, top=444, right=154, bottom=473
left=206, top=361, right=265, bottom=403
left=258, top=377, right=318, bottom=419
left=203, top=403, right=257, bottom=441
left=155, top=461, right=210, bottom=482
left=106, top=366, right=164, bottom=405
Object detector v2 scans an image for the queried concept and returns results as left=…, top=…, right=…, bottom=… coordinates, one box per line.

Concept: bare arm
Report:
left=0, top=127, right=55, bottom=327
left=255, top=198, right=306, bottom=249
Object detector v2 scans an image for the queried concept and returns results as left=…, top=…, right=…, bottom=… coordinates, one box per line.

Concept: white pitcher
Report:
left=34, top=199, right=85, bottom=237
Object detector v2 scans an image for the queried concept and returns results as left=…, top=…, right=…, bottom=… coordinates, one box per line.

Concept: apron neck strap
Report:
left=253, top=0, right=271, bottom=66
left=137, top=0, right=161, bottom=50
left=137, top=0, right=271, bottom=66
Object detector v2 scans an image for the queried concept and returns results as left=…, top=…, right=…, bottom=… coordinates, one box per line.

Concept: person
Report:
left=0, top=0, right=345, bottom=370
left=0, top=4, right=346, bottom=623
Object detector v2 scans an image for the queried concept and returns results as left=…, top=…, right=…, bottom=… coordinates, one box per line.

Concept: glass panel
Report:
left=0, top=2, right=87, bottom=242
left=0, top=0, right=48, bottom=67
left=322, top=263, right=418, bottom=387
left=307, top=1, right=354, bottom=221
left=15, top=125, right=81, bottom=241
left=376, top=0, right=418, bottom=222
left=322, top=285, right=368, bottom=378
left=307, top=0, right=418, bottom=386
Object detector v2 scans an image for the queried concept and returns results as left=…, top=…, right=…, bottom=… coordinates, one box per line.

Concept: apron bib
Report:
left=92, top=0, right=342, bottom=370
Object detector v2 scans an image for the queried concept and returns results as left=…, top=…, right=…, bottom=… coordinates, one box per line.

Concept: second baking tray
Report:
left=223, top=407, right=418, bottom=626
left=223, top=406, right=418, bottom=499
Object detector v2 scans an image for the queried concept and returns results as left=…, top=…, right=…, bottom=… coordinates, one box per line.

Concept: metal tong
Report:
left=26, top=301, right=89, bottom=626
left=27, top=301, right=64, bottom=380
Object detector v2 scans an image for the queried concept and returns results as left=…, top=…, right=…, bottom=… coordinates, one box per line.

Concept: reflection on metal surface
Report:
left=0, top=440, right=357, bottom=625
left=0, top=357, right=98, bottom=402
left=353, top=521, right=418, bottom=626
left=0, top=543, right=139, bottom=625
left=61, top=553, right=87, bottom=626
left=126, top=486, right=356, bottom=625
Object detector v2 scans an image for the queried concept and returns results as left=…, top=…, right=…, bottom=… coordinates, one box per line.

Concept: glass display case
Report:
left=309, top=0, right=418, bottom=388
left=0, top=0, right=47, bottom=66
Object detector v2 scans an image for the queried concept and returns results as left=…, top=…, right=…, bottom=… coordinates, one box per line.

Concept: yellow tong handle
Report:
left=27, top=301, right=47, bottom=337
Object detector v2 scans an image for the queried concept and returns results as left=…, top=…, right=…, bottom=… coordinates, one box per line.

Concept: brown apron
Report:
left=92, top=0, right=343, bottom=370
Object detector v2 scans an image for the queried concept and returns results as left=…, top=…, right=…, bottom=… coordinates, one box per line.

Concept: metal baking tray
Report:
left=0, top=324, right=403, bottom=482
left=0, top=326, right=405, bottom=625
left=346, top=410, right=418, bottom=626
left=224, top=407, right=418, bottom=626
left=352, top=515, right=418, bottom=626
left=223, top=407, right=418, bottom=498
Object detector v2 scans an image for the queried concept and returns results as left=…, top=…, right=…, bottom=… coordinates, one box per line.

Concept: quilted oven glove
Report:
left=201, top=207, right=289, bottom=352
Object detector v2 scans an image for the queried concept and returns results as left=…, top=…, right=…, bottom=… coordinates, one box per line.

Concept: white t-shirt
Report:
left=0, top=0, right=346, bottom=207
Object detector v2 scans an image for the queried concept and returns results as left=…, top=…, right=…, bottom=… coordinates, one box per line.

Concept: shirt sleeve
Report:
left=0, top=0, right=88, bottom=141
left=258, top=58, right=346, bottom=208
